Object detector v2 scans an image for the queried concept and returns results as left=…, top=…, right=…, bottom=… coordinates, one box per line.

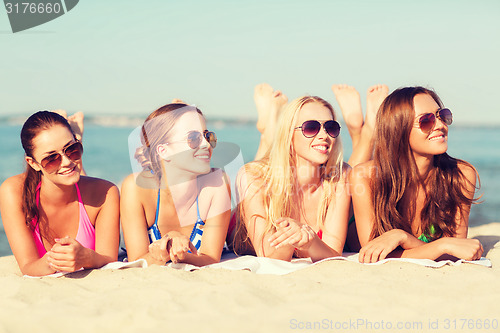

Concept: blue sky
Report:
left=1, top=0, right=499, bottom=125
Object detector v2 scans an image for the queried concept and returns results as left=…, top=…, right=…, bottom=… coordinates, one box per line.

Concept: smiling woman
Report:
left=232, top=96, right=351, bottom=262
left=350, top=87, right=483, bottom=262
left=120, top=103, right=231, bottom=267
left=0, top=111, right=120, bottom=276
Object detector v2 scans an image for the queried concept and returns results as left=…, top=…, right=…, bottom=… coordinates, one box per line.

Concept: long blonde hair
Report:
left=234, top=96, right=343, bottom=253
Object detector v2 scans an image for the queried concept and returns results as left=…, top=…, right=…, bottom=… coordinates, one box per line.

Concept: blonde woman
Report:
left=233, top=96, right=350, bottom=262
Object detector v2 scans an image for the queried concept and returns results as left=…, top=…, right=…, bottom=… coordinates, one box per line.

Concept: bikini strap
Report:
left=75, top=183, right=83, bottom=203
left=196, top=196, right=201, bottom=221
left=154, top=189, right=161, bottom=227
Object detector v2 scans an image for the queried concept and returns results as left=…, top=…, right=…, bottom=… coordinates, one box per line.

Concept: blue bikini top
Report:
left=147, top=189, right=205, bottom=251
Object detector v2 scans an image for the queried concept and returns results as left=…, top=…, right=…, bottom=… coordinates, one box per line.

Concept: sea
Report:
left=0, top=120, right=499, bottom=256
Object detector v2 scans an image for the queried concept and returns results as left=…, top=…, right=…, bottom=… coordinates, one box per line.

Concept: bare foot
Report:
left=348, top=85, right=389, bottom=167
left=254, top=83, right=287, bottom=134
left=53, top=109, right=84, bottom=141
left=365, top=84, right=389, bottom=129
left=331, top=84, right=363, bottom=147
left=253, top=83, right=288, bottom=160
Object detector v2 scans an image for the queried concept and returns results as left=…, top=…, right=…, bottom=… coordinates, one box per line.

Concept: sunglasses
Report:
left=416, top=108, right=453, bottom=133
left=35, top=141, right=83, bottom=174
left=168, top=130, right=217, bottom=149
left=295, top=120, right=341, bottom=138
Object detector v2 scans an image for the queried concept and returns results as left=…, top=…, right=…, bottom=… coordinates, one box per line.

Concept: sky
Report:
left=1, top=0, right=499, bottom=125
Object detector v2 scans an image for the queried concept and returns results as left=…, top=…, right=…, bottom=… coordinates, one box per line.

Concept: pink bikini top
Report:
left=31, top=183, right=95, bottom=257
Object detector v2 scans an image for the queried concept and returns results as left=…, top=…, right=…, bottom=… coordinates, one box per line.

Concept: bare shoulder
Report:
left=0, top=174, right=25, bottom=197
left=350, top=160, right=376, bottom=182
left=79, top=175, right=116, bottom=190
left=236, top=162, right=265, bottom=187
left=121, top=173, right=139, bottom=191
left=78, top=176, right=119, bottom=205
left=198, top=168, right=229, bottom=188
left=457, top=161, right=477, bottom=180
left=339, top=162, right=351, bottom=179
left=122, top=171, right=158, bottom=193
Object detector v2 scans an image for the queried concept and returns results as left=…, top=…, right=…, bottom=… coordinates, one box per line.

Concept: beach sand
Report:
left=0, top=223, right=499, bottom=333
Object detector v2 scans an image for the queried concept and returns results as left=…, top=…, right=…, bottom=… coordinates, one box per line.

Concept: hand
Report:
left=268, top=218, right=317, bottom=251
left=358, top=229, right=408, bottom=263
left=439, top=237, right=483, bottom=261
left=168, top=233, right=198, bottom=264
left=148, top=235, right=172, bottom=263
left=46, top=237, right=89, bottom=272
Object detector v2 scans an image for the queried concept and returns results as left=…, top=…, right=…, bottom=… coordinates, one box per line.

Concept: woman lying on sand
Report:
left=121, top=103, right=231, bottom=266
left=0, top=111, right=119, bottom=276
left=351, top=87, right=483, bottom=262
left=230, top=84, right=387, bottom=261
left=233, top=94, right=349, bottom=261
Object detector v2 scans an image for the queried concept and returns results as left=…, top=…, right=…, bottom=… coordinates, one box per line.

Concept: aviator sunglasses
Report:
left=295, top=120, right=341, bottom=138
left=416, top=108, right=453, bottom=133
left=34, top=141, right=83, bottom=174
left=167, top=130, right=217, bottom=149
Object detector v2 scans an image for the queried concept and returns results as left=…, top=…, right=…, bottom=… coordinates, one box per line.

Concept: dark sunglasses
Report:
left=169, top=130, right=217, bottom=149
left=295, top=120, right=341, bottom=138
left=35, top=141, right=83, bottom=174
left=417, top=108, right=453, bottom=133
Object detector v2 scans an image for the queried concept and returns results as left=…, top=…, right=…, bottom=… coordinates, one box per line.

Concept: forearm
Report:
left=263, top=247, right=294, bottom=261
left=82, top=249, right=117, bottom=269
left=307, top=239, right=341, bottom=263
left=132, top=250, right=170, bottom=266
left=394, top=241, right=445, bottom=260
left=20, top=256, right=57, bottom=276
left=179, top=253, right=220, bottom=267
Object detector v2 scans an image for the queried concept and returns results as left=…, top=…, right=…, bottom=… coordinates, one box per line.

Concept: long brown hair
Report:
left=20, top=111, right=76, bottom=228
left=370, top=86, right=479, bottom=241
left=134, top=103, right=203, bottom=184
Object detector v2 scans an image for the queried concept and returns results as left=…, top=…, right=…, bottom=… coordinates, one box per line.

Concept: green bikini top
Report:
left=417, top=224, right=436, bottom=243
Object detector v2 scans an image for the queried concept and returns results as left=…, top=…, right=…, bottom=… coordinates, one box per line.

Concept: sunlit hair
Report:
left=20, top=111, right=76, bottom=228
left=134, top=103, right=204, bottom=183
left=233, top=96, right=344, bottom=254
left=370, top=86, right=480, bottom=241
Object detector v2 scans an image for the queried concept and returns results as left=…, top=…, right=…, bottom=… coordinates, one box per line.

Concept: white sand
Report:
left=0, top=223, right=499, bottom=333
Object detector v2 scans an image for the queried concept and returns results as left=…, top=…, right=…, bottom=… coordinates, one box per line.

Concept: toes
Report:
left=52, top=109, right=68, bottom=118
left=255, top=83, right=273, bottom=95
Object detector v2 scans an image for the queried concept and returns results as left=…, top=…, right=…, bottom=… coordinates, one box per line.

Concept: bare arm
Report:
left=89, top=180, right=120, bottom=265
left=318, top=165, right=351, bottom=257
left=120, top=174, right=166, bottom=265
left=0, top=175, right=56, bottom=276
left=352, top=162, right=483, bottom=262
left=396, top=163, right=482, bottom=260
left=236, top=167, right=296, bottom=261
left=350, top=162, right=377, bottom=248
left=269, top=167, right=350, bottom=262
